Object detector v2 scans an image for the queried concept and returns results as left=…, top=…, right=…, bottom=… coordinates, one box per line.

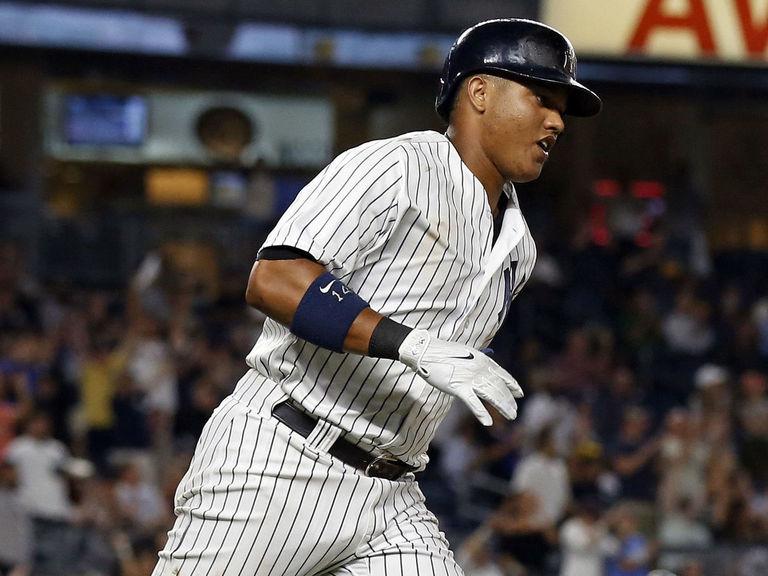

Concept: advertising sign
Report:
left=543, top=0, right=768, bottom=63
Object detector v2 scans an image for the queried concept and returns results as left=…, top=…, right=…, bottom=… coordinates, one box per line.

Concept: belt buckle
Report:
left=365, top=454, right=403, bottom=480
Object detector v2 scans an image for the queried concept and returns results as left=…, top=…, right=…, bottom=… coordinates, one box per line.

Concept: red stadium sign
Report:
left=543, top=0, right=768, bottom=62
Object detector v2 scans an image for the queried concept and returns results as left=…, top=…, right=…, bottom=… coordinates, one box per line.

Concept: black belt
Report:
left=272, top=399, right=417, bottom=481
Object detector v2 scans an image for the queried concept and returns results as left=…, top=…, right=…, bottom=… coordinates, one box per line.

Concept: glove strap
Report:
left=368, top=317, right=413, bottom=360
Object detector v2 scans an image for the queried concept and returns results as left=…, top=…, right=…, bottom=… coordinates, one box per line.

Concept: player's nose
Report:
left=545, top=108, right=565, bottom=135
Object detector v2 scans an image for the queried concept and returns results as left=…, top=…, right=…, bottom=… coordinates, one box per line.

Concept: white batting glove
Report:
left=398, top=329, right=524, bottom=426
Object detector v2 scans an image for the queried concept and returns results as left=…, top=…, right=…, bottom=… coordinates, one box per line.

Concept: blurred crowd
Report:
left=424, top=218, right=768, bottom=576
left=1, top=211, right=768, bottom=576
left=0, top=242, right=263, bottom=576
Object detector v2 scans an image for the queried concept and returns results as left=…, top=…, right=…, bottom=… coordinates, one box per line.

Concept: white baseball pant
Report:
left=152, top=375, right=464, bottom=576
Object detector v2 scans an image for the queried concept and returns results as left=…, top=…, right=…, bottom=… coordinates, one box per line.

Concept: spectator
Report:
left=4, top=411, right=76, bottom=575
left=455, top=525, right=506, bottom=576
left=114, top=533, right=164, bottom=576
left=568, top=439, right=620, bottom=507
left=592, top=363, right=647, bottom=444
left=662, top=285, right=715, bottom=356
left=713, top=468, right=760, bottom=543
left=689, top=363, right=731, bottom=421
left=609, top=406, right=660, bottom=504
left=72, top=472, right=120, bottom=533
left=0, top=460, right=32, bottom=576
left=173, top=377, right=223, bottom=450
left=558, top=500, right=610, bottom=576
left=126, top=314, right=177, bottom=477
left=469, top=407, right=521, bottom=481
left=604, top=504, right=652, bottom=576
left=517, top=367, right=579, bottom=455
left=553, top=328, right=601, bottom=394
left=706, top=434, right=744, bottom=540
left=114, top=460, right=168, bottom=535
left=172, top=330, right=213, bottom=449
left=561, top=218, right=618, bottom=325
left=656, top=494, right=712, bottom=571
left=657, top=408, right=709, bottom=516
left=735, top=370, right=768, bottom=485
left=0, top=243, right=40, bottom=333
left=0, top=330, right=47, bottom=408
left=128, top=315, right=177, bottom=424
left=487, top=490, right=557, bottom=576
left=0, top=370, right=33, bottom=458
left=4, top=411, right=73, bottom=521
left=618, top=288, right=664, bottom=374
left=608, top=406, right=660, bottom=534
left=70, top=473, right=121, bottom=576
left=78, top=328, right=135, bottom=471
left=618, top=219, right=677, bottom=305
left=111, top=370, right=151, bottom=457
left=511, top=427, right=571, bottom=526
left=33, top=370, right=77, bottom=447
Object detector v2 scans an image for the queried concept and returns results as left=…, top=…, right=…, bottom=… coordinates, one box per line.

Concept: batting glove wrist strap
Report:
left=398, top=329, right=524, bottom=426
left=368, top=317, right=414, bottom=360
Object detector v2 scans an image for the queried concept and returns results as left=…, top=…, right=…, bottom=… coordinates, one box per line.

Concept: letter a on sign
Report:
left=734, top=0, right=768, bottom=56
left=628, top=0, right=716, bottom=54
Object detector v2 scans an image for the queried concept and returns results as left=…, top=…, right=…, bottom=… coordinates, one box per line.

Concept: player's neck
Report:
left=445, top=125, right=505, bottom=215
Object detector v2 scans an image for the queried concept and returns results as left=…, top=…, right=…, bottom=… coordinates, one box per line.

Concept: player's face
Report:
left=481, top=78, right=567, bottom=183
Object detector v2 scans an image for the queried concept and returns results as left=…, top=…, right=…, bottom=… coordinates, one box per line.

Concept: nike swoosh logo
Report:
left=319, top=280, right=335, bottom=293
left=450, top=353, right=475, bottom=360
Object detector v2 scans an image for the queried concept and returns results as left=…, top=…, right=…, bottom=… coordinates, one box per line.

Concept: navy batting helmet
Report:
left=436, top=19, right=602, bottom=121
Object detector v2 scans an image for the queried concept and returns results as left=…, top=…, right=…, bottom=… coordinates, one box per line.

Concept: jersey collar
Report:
left=480, top=182, right=526, bottom=289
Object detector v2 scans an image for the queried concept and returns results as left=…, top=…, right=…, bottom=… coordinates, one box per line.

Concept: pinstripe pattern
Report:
left=155, top=129, right=536, bottom=576
left=242, top=130, right=536, bottom=467
left=155, top=376, right=464, bottom=576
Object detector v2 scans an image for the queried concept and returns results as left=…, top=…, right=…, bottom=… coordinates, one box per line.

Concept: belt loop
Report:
left=305, top=419, right=343, bottom=454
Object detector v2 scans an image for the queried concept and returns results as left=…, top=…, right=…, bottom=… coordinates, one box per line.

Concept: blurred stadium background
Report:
left=2, top=1, right=768, bottom=575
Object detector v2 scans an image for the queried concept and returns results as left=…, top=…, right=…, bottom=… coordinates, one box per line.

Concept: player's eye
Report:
left=536, top=92, right=566, bottom=116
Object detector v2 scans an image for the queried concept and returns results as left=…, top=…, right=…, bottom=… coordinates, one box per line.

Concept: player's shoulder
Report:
left=340, top=130, right=448, bottom=160
left=390, top=130, right=452, bottom=152
left=328, top=131, right=451, bottom=182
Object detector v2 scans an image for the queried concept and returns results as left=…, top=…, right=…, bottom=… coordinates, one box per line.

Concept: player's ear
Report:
left=465, top=74, right=491, bottom=114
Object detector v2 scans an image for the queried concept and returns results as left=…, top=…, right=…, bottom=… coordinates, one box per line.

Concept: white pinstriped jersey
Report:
left=236, top=130, right=536, bottom=468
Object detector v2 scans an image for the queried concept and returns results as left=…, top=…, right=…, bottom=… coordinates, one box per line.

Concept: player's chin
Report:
left=510, top=164, right=544, bottom=183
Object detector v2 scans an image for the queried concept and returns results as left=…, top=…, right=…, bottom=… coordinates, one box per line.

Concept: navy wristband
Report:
left=290, top=272, right=369, bottom=353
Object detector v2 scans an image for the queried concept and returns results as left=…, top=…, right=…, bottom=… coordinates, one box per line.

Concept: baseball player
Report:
left=154, top=18, right=601, bottom=576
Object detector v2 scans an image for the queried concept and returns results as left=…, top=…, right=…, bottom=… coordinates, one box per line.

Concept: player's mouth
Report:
left=536, top=135, right=557, bottom=158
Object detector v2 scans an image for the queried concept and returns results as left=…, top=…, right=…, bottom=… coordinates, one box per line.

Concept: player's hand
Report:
left=398, top=329, right=523, bottom=426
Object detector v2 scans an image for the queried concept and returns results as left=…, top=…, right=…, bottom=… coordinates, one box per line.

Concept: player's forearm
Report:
left=344, top=307, right=385, bottom=355
left=245, top=258, right=400, bottom=356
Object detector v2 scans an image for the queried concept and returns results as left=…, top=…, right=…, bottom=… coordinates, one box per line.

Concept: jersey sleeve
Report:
left=261, top=141, right=404, bottom=273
